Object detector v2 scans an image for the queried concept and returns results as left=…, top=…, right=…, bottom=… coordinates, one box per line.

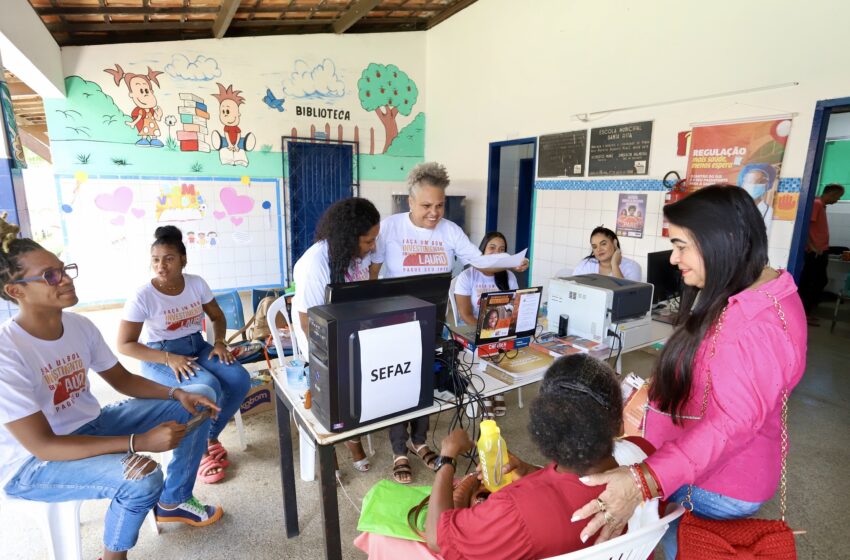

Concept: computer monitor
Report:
left=325, top=272, right=452, bottom=337
left=647, top=250, right=682, bottom=304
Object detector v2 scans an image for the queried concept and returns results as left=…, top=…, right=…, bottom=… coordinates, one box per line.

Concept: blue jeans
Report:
left=3, top=396, right=213, bottom=552
left=142, top=333, right=251, bottom=441
left=661, top=485, right=763, bottom=560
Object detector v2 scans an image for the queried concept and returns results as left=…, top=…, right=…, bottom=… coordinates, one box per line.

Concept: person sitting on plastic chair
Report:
left=354, top=354, right=659, bottom=560
left=117, top=226, right=252, bottom=485
left=0, top=216, right=222, bottom=560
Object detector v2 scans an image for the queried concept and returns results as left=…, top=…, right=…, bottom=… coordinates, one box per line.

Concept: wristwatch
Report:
left=433, top=455, right=457, bottom=472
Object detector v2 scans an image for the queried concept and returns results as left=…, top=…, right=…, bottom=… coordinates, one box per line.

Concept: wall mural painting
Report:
left=45, top=51, right=426, bottom=180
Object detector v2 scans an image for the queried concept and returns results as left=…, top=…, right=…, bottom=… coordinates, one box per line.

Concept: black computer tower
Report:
left=307, top=295, right=436, bottom=432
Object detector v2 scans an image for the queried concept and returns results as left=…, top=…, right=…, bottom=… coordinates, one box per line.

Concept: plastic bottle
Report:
left=477, top=419, right=514, bottom=493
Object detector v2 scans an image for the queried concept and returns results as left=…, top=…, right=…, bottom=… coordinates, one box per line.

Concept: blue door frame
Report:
left=790, top=97, right=850, bottom=282
left=486, top=137, right=537, bottom=285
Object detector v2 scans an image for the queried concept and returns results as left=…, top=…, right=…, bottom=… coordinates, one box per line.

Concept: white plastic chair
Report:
left=0, top=496, right=83, bottom=560
left=0, top=454, right=171, bottom=559
left=267, top=295, right=373, bottom=481
left=267, top=295, right=317, bottom=481
left=543, top=505, right=684, bottom=560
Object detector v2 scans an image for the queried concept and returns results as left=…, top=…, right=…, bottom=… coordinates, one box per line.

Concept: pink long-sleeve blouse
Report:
left=644, top=271, right=807, bottom=503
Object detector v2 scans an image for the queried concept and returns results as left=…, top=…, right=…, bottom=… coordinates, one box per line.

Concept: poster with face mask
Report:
left=686, top=118, right=795, bottom=229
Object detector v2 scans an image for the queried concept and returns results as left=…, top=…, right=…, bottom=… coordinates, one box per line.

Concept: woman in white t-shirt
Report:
left=370, top=163, right=528, bottom=484
left=453, top=232, right=520, bottom=325
left=291, top=198, right=380, bottom=473
left=0, top=218, right=222, bottom=559
left=572, top=226, right=642, bottom=281
left=117, top=226, right=251, bottom=484
left=452, top=232, right=519, bottom=418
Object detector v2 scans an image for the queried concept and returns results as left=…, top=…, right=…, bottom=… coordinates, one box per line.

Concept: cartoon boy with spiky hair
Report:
left=104, top=64, right=165, bottom=147
left=211, top=83, right=255, bottom=167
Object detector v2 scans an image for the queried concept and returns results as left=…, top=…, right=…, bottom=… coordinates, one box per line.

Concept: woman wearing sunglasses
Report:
left=0, top=215, right=222, bottom=560
left=117, top=226, right=251, bottom=484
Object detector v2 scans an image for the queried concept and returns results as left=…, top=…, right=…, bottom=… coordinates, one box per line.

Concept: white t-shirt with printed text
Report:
left=0, top=313, right=117, bottom=487
left=572, top=256, right=642, bottom=281
left=372, top=213, right=481, bottom=278
left=123, top=273, right=214, bottom=343
left=291, top=240, right=373, bottom=356
left=453, top=267, right=519, bottom=320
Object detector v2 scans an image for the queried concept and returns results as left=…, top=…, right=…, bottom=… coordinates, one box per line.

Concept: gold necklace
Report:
left=156, top=278, right=183, bottom=293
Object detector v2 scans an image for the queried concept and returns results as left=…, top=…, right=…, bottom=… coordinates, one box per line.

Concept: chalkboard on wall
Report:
left=588, top=121, right=653, bottom=176
left=537, top=130, right=587, bottom=178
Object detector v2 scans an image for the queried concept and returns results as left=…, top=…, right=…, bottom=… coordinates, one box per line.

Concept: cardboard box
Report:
left=239, top=376, right=275, bottom=418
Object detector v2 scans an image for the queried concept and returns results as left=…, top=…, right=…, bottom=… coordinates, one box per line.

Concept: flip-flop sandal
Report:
left=392, top=456, right=413, bottom=484
left=207, top=442, right=230, bottom=468
left=493, top=395, right=507, bottom=417
left=345, top=439, right=370, bottom=472
left=198, top=455, right=225, bottom=484
left=407, top=440, right=438, bottom=471
left=481, top=398, right=496, bottom=419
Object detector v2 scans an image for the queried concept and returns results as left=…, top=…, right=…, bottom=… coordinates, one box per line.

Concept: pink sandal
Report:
left=207, top=442, right=230, bottom=468
left=198, top=455, right=226, bottom=484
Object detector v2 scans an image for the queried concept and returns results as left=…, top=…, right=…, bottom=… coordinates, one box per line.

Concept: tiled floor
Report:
left=1, top=300, right=848, bottom=559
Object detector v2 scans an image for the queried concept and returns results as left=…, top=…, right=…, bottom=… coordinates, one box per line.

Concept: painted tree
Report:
left=357, top=63, right=419, bottom=153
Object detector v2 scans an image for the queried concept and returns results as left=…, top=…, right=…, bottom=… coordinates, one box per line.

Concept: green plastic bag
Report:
left=357, top=480, right=432, bottom=542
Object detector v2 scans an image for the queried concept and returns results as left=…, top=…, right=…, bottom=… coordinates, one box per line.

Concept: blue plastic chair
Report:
left=251, top=288, right=284, bottom=316
left=214, top=290, right=247, bottom=340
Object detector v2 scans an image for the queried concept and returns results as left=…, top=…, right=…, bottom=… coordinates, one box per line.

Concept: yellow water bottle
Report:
left=477, top=419, right=514, bottom=493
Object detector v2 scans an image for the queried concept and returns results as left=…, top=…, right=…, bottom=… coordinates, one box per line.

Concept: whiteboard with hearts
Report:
left=56, top=174, right=285, bottom=305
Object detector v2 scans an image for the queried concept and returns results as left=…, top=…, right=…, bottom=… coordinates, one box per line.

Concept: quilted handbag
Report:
left=677, top=290, right=796, bottom=559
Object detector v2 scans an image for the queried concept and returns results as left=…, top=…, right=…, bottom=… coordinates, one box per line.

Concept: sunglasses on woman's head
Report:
left=11, top=264, right=79, bottom=286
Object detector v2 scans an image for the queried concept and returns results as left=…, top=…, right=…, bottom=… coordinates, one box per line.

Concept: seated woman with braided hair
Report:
left=354, top=354, right=659, bottom=560
left=0, top=214, right=223, bottom=560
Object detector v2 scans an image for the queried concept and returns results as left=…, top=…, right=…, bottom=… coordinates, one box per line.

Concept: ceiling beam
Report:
left=229, top=19, right=333, bottom=29
left=18, top=126, right=52, bottom=164
left=8, top=82, right=37, bottom=97
left=46, top=21, right=212, bottom=33
left=212, top=0, right=242, bottom=39
left=426, top=0, right=477, bottom=29
left=333, top=0, right=382, bottom=33
left=34, top=7, right=219, bottom=16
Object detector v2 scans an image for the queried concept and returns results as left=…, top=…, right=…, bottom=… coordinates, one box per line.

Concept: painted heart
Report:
left=230, top=216, right=244, bottom=226
left=131, top=208, right=145, bottom=218
left=213, top=210, right=227, bottom=220
left=95, top=187, right=133, bottom=214
left=110, top=215, right=125, bottom=226
left=220, top=187, right=254, bottom=215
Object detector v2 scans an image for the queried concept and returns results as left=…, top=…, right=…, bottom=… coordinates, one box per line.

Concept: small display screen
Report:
left=476, top=287, right=542, bottom=344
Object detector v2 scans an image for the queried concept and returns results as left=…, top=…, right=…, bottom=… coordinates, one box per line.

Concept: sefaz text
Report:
left=370, top=361, right=412, bottom=382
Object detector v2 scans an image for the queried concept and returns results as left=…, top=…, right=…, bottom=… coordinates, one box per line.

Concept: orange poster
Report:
left=686, top=119, right=797, bottom=223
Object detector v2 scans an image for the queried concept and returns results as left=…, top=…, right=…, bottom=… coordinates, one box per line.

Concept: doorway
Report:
left=795, top=99, right=850, bottom=329
left=486, top=138, right=537, bottom=287
left=283, top=138, right=359, bottom=274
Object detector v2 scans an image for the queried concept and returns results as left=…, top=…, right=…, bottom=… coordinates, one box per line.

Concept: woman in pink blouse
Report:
left=572, top=185, right=807, bottom=559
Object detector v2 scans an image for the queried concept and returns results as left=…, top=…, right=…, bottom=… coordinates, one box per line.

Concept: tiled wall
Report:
left=531, top=187, right=798, bottom=294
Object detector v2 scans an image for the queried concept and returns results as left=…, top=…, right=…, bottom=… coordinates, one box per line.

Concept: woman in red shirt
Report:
left=422, top=355, right=657, bottom=560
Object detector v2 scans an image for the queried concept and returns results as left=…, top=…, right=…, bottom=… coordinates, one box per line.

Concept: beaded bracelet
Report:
left=629, top=464, right=651, bottom=501
left=168, top=386, right=178, bottom=400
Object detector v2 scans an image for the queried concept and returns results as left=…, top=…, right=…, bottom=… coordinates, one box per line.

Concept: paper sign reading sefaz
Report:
left=358, top=320, right=423, bottom=423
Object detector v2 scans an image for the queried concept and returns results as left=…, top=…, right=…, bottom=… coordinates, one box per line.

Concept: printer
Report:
left=547, top=274, right=654, bottom=350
